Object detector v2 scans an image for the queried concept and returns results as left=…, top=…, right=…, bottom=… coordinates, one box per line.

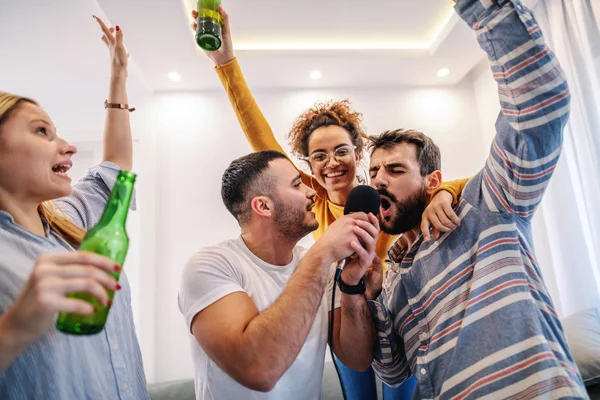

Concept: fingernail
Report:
left=107, top=299, right=112, bottom=306
left=114, top=265, right=122, bottom=271
left=116, top=25, right=120, bottom=31
left=116, top=283, right=122, bottom=290
left=92, top=15, right=96, bottom=19
left=93, top=307, right=97, bottom=313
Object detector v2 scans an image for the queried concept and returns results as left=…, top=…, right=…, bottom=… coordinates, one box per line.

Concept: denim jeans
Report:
left=334, top=357, right=416, bottom=399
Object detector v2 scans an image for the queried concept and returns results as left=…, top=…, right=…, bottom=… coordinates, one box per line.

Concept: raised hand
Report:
left=190, top=7, right=235, bottom=66
left=93, top=15, right=129, bottom=77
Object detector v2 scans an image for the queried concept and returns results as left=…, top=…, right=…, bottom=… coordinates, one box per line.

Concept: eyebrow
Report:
left=29, top=119, right=51, bottom=126
left=310, top=143, right=352, bottom=154
left=369, top=162, right=408, bottom=173
left=291, top=174, right=302, bottom=184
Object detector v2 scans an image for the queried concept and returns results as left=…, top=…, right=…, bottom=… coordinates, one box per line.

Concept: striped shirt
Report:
left=0, top=162, right=149, bottom=400
left=368, top=1, right=589, bottom=399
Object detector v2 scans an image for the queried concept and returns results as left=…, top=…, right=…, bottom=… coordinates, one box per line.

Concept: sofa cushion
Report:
left=562, top=307, right=600, bottom=386
left=148, top=378, right=195, bottom=400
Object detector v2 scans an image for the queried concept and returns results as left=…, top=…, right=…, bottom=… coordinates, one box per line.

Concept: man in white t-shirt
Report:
left=178, top=150, right=380, bottom=400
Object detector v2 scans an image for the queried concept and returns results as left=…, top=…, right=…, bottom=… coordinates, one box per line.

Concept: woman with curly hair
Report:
left=190, top=7, right=467, bottom=400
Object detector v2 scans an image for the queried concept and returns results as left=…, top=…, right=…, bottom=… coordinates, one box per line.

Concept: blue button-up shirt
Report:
left=368, top=0, right=588, bottom=399
left=0, top=162, right=149, bottom=400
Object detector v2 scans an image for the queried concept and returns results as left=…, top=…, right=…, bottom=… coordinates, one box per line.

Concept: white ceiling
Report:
left=0, top=0, right=500, bottom=99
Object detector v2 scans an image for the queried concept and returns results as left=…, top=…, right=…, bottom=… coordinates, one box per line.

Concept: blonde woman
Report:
left=0, top=18, right=149, bottom=399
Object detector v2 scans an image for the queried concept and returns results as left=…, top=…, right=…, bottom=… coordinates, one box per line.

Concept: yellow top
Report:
left=215, top=58, right=469, bottom=266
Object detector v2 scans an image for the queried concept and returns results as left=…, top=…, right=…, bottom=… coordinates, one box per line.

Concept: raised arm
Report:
left=191, top=8, right=316, bottom=187
left=94, top=16, right=133, bottom=171
left=456, top=0, right=570, bottom=219
left=191, top=8, right=286, bottom=154
left=54, top=18, right=135, bottom=229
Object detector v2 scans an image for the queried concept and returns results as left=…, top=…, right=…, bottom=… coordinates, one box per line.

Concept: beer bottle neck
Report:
left=98, top=173, right=135, bottom=228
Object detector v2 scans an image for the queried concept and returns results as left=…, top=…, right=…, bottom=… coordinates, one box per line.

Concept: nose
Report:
left=371, top=169, right=388, bottom=190
left=325, top=155, right=340, bottom=168
left=305, top=183, right=317, bottom=199
left=58, top=137, right=77, bottom=156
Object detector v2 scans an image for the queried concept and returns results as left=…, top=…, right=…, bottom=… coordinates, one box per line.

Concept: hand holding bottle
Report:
left=190, top=6, right=235, bottom=66
left=3, top=252, right=120, bottom=342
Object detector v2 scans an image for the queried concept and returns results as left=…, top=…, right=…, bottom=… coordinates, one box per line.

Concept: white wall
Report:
left=149, top=83, right=486, bottom=382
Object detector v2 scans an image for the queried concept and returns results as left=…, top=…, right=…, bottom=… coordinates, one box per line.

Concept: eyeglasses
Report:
left=300, top=145, right=357, bottom=165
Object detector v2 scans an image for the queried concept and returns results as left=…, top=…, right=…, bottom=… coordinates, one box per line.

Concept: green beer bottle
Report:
left=195, top=0, right=223, bottom=51
left=56, top=170, right=136, bottom=335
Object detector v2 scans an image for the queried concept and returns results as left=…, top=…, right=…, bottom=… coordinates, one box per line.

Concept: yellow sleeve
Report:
left=376, top=232, right=398, bottom=276
left=215, top=58, right=284, bottom=154
left=430, top=177, right=471, bottom=205
left=215, top=58, right=320, bottom=189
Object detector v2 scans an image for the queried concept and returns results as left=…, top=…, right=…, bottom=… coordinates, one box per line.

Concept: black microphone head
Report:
left=344, top=185, right=381, bottom=216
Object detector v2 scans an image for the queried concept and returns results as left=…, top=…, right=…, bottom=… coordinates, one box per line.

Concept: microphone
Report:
left=328, top=185, right=381, bottom=385
left=336, top=185, right=381, bottom=273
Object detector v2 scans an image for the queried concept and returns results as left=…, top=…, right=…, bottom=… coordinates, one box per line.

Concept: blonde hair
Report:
left=0, top=92, right=86, bottom=247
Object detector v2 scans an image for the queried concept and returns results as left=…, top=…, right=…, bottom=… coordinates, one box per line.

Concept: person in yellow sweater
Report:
left=190, top=7, right=468, bottom=400
left=189, top=8, right=467, bottom=259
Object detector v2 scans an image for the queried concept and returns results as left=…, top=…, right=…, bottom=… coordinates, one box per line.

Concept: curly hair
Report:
left=288, top=99, right=368, bottom=160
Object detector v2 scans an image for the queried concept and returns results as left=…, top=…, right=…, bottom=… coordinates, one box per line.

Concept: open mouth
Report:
left=380, top=195, right=393, bottom=217
left=381, top=198, right=391, bottom=211
left=52, top=162, right=72, bottom=178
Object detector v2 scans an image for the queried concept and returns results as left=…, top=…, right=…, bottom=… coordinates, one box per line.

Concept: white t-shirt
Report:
left=178, top=236, right=340, bottom=400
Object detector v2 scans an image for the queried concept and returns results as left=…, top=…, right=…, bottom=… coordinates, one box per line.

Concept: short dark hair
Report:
left=368, top=129, right=441, bottom=176
left=221, top=150, right=289, bottom=224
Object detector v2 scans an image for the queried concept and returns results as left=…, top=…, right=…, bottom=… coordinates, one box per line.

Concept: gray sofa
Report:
left=150, top=307, right=600, bottom=399
left=148, top=360, right=353, bottom=400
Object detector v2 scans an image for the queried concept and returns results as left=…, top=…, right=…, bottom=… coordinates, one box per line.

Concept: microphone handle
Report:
left=335, top=258, right=347, bottom=282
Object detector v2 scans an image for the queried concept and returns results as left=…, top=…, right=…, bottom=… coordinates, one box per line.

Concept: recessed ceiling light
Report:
left=437, top=68, right=450, bottom=78
left=168, top=72, right=182, bottom=82
left=310, top=70, right=322, bottom=80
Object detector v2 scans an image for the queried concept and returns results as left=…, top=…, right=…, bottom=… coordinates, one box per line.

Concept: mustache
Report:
left=377, top=188, right=398, bottom=204
left=306, top=199, right=316, bottom=211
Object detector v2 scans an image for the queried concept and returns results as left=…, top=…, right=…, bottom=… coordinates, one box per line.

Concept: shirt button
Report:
left=112, top=344, right=119, bottom=351
left=122, top=384, right=128, bottom=391
left=420, top=368, right=427, bottom=376
left=420, top=332, right=428, bottom=340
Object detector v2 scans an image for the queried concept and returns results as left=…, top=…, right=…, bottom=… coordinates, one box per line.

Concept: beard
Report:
left=273, top=197, right=318, bottom=241
left=379, top=185, right=428, bottom=235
